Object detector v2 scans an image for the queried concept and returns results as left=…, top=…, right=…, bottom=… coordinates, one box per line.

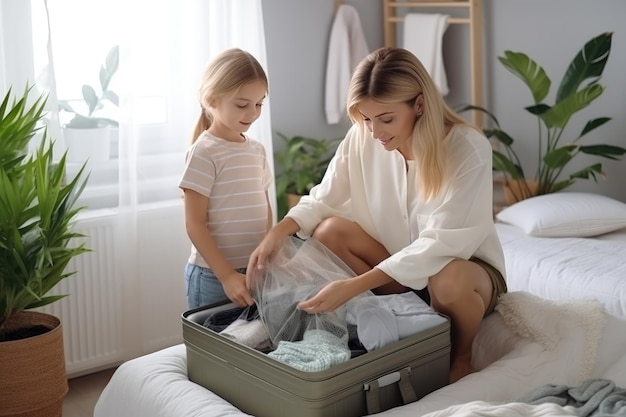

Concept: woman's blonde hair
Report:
left=191, top=48, right=268, bottom=143
left=347, top=47, right=469, bottom=200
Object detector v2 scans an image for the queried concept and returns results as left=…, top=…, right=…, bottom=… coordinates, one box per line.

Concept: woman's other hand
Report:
left=297, top=279, right=359, bottom=313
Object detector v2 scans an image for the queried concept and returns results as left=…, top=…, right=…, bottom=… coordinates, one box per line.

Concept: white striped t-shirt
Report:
left=179, top=131, right=272, bottom=269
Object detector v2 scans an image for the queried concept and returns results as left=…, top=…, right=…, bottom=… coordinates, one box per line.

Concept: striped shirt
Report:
left=179, top=131, right=272, bottom=268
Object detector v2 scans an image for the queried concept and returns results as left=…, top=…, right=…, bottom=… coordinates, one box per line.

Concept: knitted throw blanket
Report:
left=495, top=291, right=606, bottom=385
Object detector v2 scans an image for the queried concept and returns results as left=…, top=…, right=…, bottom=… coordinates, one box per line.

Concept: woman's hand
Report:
left=245, top=233, right=284, bottom=290
left=246, top=218, right=300, bottom=289
left=297, top=279, right=360, bottom=313
left=298, top=268, right=396, bottom=313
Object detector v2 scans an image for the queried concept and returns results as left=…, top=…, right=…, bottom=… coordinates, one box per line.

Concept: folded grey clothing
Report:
left=267, top=329, right=351, bottom=372
left=345, top=291, right=438, bottom=351
left=203, top=304, right=259, bottom=333
left=221, top=318, right=272, bottom=351
left=257, top=285, right=320, bottom=345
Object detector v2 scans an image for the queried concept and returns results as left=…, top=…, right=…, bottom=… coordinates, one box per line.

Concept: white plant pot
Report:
left=63, top=127, right=112, bottom=165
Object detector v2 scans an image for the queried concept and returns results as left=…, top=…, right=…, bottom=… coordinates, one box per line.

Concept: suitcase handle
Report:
left=363, top=367, right=417, bottom=414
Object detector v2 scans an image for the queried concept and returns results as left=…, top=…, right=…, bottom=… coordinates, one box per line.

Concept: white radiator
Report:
left=37, top=202, right=189, bottom=378
left=38, top=212, right=123, bottom=376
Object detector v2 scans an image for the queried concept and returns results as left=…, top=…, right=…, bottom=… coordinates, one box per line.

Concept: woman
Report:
left=247, top=47, right=507, bottom=383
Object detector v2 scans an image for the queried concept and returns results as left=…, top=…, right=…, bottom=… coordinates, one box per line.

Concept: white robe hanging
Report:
left=324, top=4, right=369, bottom=125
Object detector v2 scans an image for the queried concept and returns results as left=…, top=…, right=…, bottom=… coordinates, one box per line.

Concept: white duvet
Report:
left=94, top=291, right=626, bottom=417
left=496, top=222, right=626, bottom=319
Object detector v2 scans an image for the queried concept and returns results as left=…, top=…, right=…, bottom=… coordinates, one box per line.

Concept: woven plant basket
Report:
left=503, top=179, right=539, bottom=205
left=0, top=311, right=68, bottom=417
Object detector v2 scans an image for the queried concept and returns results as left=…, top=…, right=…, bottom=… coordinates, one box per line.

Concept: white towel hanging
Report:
left=324, top=4, right=369, bottom=125
left=403, top=13, right=449, bottom=96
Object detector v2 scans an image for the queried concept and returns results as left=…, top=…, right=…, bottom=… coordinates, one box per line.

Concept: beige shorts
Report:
left=470, top=257, right=507, bottom=316
left=412, top=257, right=507, bottom=316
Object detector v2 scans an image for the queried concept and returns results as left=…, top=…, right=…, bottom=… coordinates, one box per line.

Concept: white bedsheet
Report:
left=496, top=222, right=626, bottom=319
left=94, top=292, right=626, bottom=417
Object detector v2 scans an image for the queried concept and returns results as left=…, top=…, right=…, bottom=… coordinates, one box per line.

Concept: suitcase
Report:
left=183, top=300, right=450, bottom=417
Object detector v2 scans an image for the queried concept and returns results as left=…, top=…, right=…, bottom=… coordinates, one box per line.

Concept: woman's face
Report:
left=357, top=97, right=421, bottom=160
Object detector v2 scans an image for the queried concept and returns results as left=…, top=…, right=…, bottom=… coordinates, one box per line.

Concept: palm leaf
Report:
left=580, top=117, right=611, bottom=137
left=543, top=145, right=578, bottom=169
left=580, top=144, right=626, bottom=160
left=541, top=84, right=603, bottom=129
left=498, top=51, right=551, bottom=103
left=556, top=32, right=612, bottom=102
left=493, top=150, right=524, bottom=179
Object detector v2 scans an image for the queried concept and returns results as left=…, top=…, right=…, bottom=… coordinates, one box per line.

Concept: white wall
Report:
left=263, top=0, right=626, bottom=202
left=484, top=0, right=626, bottom=201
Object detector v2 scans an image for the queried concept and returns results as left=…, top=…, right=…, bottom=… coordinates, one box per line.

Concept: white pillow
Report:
left=496, top=192, right=626, bottom=237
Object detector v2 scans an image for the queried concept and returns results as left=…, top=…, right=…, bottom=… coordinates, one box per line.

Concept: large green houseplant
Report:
left=274, top=132, right=341, bottom=219
left=460, top=32, right=626, bottom=202
left=0, top=86, right=89, bottom=416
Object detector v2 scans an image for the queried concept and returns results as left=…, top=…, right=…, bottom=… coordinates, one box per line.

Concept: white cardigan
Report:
left=287, top=124, right=506, bottom=290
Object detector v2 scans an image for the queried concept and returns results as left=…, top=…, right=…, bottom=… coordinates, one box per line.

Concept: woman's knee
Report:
left=312, top=217, right=352, bottom=248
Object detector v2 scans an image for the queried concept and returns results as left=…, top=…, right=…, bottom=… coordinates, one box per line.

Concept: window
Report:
left=26, top=0, right=273, bottom=212
left=31, top=0, right=191, bottom=209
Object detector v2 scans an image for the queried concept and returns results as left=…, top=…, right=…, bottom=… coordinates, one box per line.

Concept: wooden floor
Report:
left=62, top=368, right=117, bottom=417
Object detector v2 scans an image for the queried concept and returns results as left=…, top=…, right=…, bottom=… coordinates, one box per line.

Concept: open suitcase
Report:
left=182, top=300, right=450, bottom=417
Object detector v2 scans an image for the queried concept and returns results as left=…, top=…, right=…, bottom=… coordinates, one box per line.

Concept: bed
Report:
left=94, top=192, right=626, bottom=417
left=494, top=192, right=626, bottom=320
left=496, top=223, right=626, bottom=319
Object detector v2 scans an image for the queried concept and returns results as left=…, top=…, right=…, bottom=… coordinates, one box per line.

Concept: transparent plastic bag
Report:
left=249, top=236, right=356, bottom=350
left=248, top=236, right=438, bottom=371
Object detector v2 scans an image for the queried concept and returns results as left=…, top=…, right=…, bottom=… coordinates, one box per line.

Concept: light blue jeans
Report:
left=184, top=263, right=246, bottom=309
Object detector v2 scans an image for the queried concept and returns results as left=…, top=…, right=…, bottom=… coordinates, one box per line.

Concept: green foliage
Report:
left=459, top=32, right=626, bottom=196
left=274, top=132, right=341, bottom=219
left=0, top=86, right=89, bottom=339
left=59, top=45, right=119, bottom=129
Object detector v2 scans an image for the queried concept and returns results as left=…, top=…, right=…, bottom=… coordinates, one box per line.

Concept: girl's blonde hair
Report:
left=191, top=48, right=268, bottom=143
left=347, top=47, right=469, bottom=200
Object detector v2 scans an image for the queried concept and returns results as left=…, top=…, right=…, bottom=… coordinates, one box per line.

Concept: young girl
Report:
left=180, top=48, right=273, bottom=309
left=248, top=47, right=507, bottom=383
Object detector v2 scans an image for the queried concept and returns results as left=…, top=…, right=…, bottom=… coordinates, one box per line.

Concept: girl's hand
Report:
left=222, top=271, right=255, bottom=307
left=297, top=279, right=358, bottom=313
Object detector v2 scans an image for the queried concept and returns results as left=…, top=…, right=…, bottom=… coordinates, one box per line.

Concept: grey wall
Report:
left=262, top=0, right=626, bottom=202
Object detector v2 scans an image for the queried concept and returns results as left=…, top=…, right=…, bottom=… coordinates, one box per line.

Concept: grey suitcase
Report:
left=182, top=301, right=450, bottom=417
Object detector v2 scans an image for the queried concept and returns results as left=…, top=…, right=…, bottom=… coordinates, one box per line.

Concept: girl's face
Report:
left=358, top=97, right=422, bottom=160
left=208, top=79, right=267, bottom=142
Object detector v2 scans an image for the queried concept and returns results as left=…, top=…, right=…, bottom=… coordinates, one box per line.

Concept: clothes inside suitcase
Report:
left=183, top=300, right=450, bottom=417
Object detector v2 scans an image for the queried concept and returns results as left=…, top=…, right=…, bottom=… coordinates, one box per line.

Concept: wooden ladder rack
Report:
left=382, top=0, right=484, bottom=127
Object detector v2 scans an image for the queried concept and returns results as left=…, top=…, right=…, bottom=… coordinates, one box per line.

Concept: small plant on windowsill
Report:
left=59, top=45, right=119, bottom=129
left=274, top=132, right=341, bottom=219
left=59, top=45, right=119, bottom=164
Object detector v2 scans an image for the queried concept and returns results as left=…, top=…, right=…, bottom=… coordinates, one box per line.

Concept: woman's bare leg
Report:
left=314, top=217, right=493, bottom=383
left=312, top=217, right=408, bottom=293
left=428, top=259, right=492, bottom=383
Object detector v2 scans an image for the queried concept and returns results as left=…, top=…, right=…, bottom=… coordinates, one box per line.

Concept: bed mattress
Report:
left=495, top=222, right=626, bottom=319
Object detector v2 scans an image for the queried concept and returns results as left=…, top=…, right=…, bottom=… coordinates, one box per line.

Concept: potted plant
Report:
left=0, top=86, right=89, bottom=416
left=59, top=45, right=119, bottom=164
left=459, top=32, right=626, bottom=204
left=274, top=132, right=341, bottom=219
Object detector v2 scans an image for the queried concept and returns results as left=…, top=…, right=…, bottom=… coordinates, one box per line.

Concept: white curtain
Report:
left=1, top=0, right=274, bottom=207
left=1, top=0, right=274, bottom=360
